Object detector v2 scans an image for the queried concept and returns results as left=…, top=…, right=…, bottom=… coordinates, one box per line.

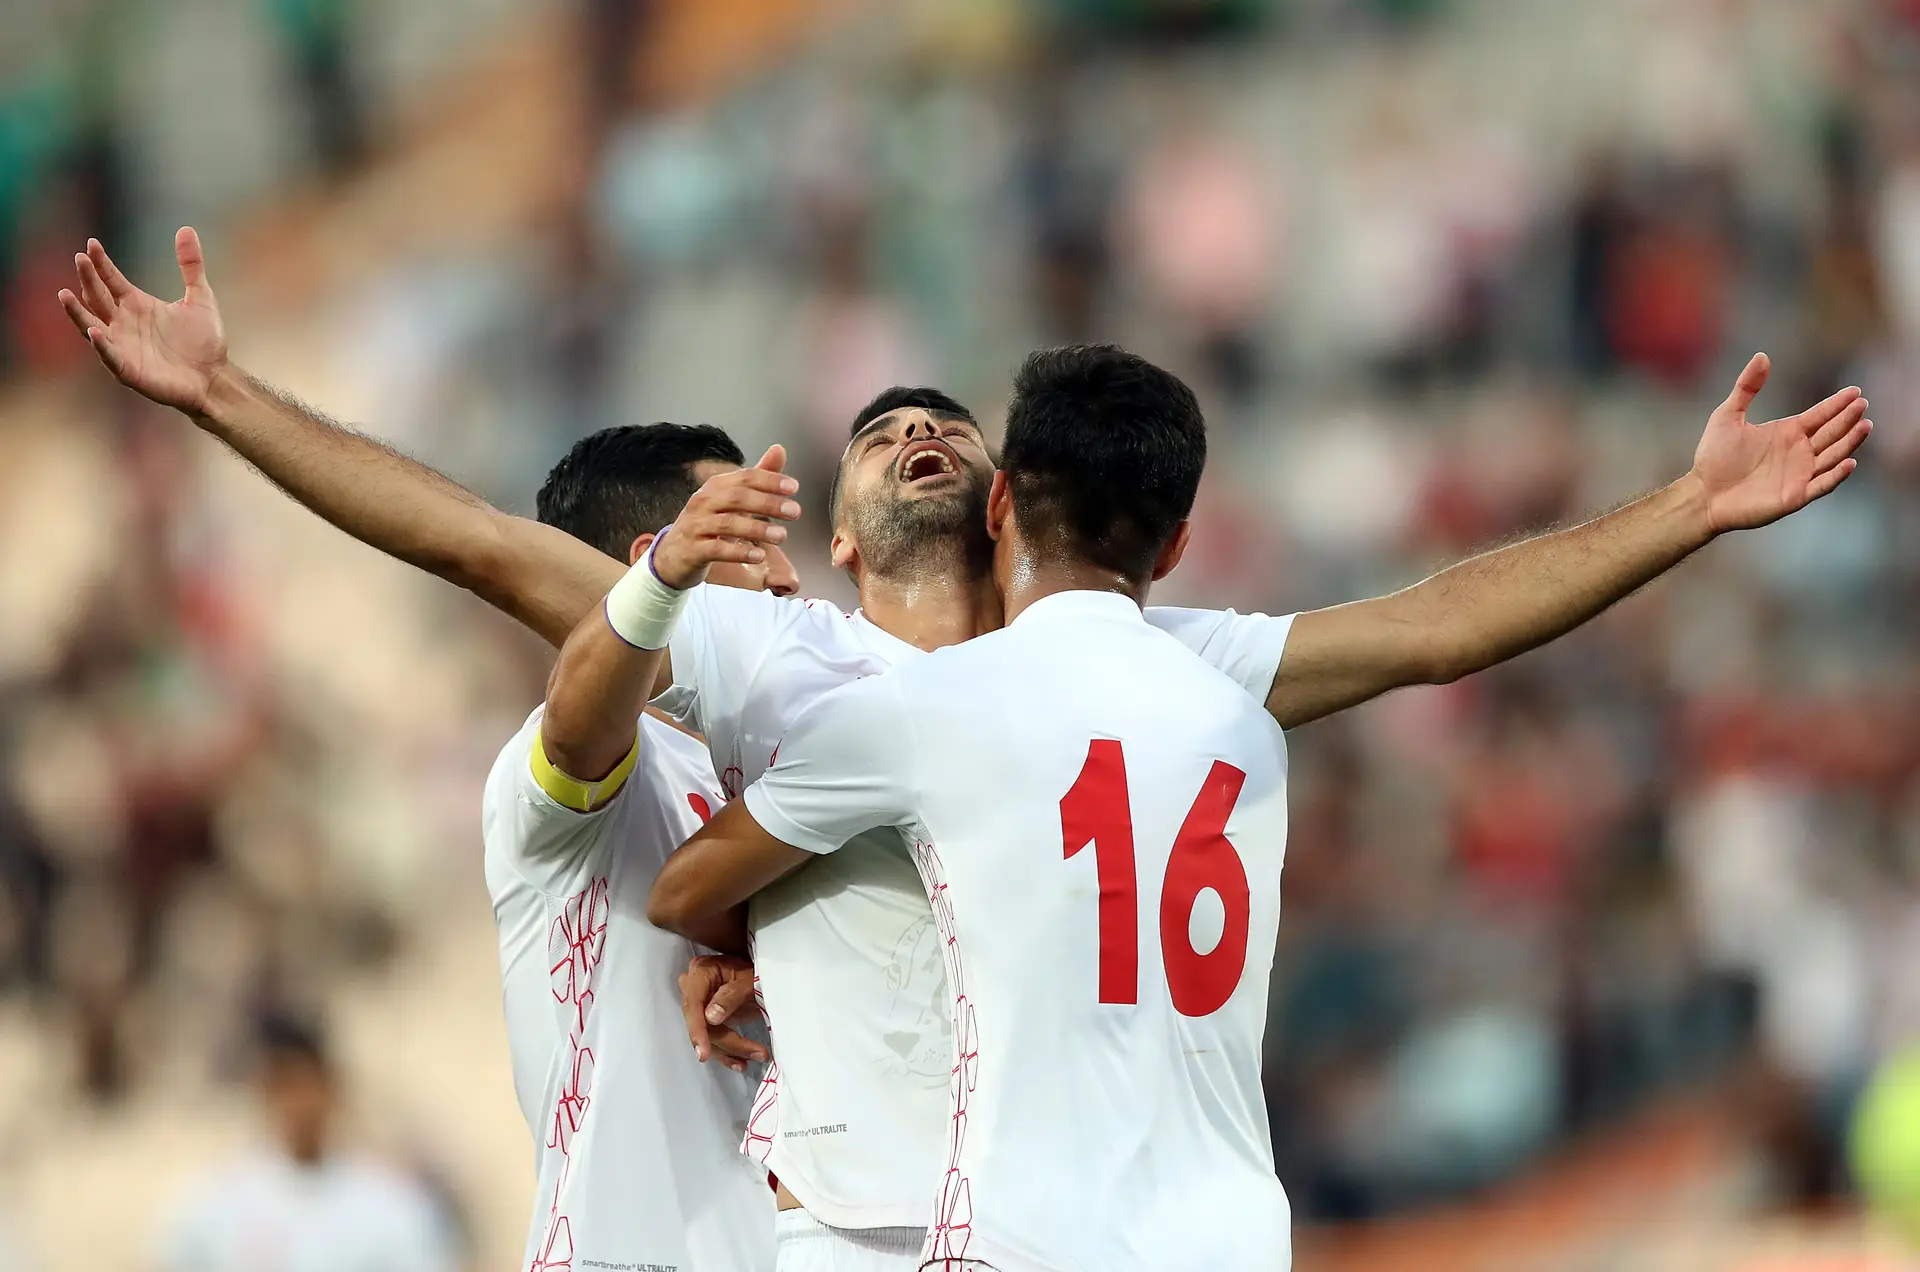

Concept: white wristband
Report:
left=604, top=530, right=690, bottom=651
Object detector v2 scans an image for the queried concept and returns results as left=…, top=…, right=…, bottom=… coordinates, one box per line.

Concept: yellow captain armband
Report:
left=530, top=727, right=641, bottom=813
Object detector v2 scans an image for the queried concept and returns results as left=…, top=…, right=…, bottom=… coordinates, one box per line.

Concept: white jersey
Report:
left=160, top=1149, right=456, bottom=1272
left=482, top=708, right=775, bottom=1272
left=744, top=590, right=1292, bottom=1272
left=656, top=587, right=1293, bottom=1229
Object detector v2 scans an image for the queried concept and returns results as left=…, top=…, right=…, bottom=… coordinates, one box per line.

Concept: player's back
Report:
left=900, top=590, right=1291, bottom=1271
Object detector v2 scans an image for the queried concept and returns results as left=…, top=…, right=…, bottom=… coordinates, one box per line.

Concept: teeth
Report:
left=903, top=449, right=955, bottom=480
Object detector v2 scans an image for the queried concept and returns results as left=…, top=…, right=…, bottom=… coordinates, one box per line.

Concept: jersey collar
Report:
left=1008, top=589, right=1145, bottom=627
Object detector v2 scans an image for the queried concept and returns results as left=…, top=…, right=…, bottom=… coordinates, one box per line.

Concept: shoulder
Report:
left=691, top=585, right=836, bottom=638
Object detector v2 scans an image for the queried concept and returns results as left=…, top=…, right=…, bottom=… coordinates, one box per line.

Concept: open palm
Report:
left=58, top=228, right=228, bottom=416
left=1692, top=353, right=1872, bottom=534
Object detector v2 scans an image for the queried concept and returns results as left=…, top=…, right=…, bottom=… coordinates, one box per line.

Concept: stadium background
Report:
left=3, top=0, right=1920, bottom=1267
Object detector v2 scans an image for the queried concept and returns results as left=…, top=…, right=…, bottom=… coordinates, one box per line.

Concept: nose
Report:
left=762, top=545, right=800, bottom=598
left=900, top=410, right=938, bottom=441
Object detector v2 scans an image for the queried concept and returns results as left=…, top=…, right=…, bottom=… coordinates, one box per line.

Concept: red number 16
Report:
left=1060, top=739, right=1252, bottom=1018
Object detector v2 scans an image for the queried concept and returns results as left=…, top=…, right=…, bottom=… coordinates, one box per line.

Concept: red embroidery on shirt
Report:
left=533, top=877, right=609, bottom=1270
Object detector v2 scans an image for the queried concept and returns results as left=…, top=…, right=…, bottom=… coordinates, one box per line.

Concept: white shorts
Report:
left=773, top=1210, right=924, bottom=1272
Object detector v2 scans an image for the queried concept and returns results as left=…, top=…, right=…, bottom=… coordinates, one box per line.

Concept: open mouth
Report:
left=896, top=439, right=960, bottom=485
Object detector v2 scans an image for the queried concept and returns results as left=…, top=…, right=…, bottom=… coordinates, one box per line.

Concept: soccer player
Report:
left=63, top=232, right=1872, bottom=1271
left=161, top=1015, right=459, bottom=1272
left=481, top=423, right=795, bottom=1272
left=648, top=346, right=1290, bottom=1271
left=59, top=234, right=793, bottom=1270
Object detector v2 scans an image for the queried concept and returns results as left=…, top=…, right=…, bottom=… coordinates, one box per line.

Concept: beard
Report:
left=843, top=469, right=994, bottom=581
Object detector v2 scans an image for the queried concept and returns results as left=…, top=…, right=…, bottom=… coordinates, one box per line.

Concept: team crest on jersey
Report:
left=879, top=913, right=953, bottom=1081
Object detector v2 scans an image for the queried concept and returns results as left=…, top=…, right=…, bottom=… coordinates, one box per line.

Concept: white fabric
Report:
left=482, top=707, right=775, bottom=1272
left=604, top=534, right=691, bottom=650
left=656, top=587, right=1294, bottom=1233
left=159, top=1150, right=455, bottom=1272
left=746, top=590, right=1293, bottom=1272
left=774, top=1210, right=923, bottom=1272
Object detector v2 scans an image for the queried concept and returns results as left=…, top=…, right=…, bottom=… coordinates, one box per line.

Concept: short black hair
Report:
left=256, top=1011, right=330, bottom=1072
left=1001, top=344, right=1205, bottom=582
left=830, top=386, right=980, bottom=525
left=536, top=424, right=745, bottom=559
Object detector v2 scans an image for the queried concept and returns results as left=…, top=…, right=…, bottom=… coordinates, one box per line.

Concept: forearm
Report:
left=649, top=801, right=815, bottom=939
left=542, top=617, right=668, bottom=783
left=1270, top=474, right=1714, bottom=727
left=1406, top=472, right=1714, bottom=679
left=197, top=366, right=498, bottom=579
left=197, top=366, right=621, bottom=647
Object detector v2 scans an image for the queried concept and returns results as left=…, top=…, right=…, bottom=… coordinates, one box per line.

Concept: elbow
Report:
left=538, top=709, right=617, bottom=789
left=646, top=872, right=699, bottom=936
left=446, top=512, right=516, bottom=604
left=1407, top=620, right=1478, bottom=687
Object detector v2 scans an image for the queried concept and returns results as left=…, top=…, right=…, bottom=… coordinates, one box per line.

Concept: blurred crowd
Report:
left=5, top=0, right=1920, bottom=1259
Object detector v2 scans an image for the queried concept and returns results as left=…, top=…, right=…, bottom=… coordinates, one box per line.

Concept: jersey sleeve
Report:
left=481, top=714, right=639, bottom=894
left=650, top=585, right=794, bottom=738
left=1144, top=606, right=1297, bottom=702
left=741, top=673, right=917, bottom=856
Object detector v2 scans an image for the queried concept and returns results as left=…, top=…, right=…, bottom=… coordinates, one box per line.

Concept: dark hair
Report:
left=830, top=386, right=979, bottom=525
left=1001, top=344, right=1205, bottom=582
left=536, top=424, right=745, bottom=559
left=847, top=386, right=976, bottom=438
left=256, top=1011, right=330, bottom=1072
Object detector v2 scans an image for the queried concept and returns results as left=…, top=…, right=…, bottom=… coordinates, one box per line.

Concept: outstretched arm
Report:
left=1268, top=354, right=1872, bottom=729
left=59, top=230, right=621, bottom=649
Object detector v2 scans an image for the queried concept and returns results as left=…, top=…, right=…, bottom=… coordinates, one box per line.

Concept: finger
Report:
left=753, top=444, right=788, bottom=475
left=701, top=483, right=803, bottom=519
left=86, top=239, right=136, bottom=300
left=75, top=255, right=117, bottom=322
left=1804, top=403, right=1866, bottom=459
left=1812, top=419, right=1871, bottom=476
left=710, top=1027, right=770, bottom=1065
left=175, top=226, right=213, bottom=302
left=59, top=289, right=106, bottom=337
left=1805, top=457, right=1857, bottom=502
left=687, top=514, right=788, bottom=545
left=705, top=977, right=757, bottom=1027
left=690, top=540, right=767, bottom=565
left=1719, top=352, right=1770, bottom=419
left=712, top=466, right=800, bottom=498
left=88, top=327, right=127, bottom=377
left=680, top=971, right=717, bottom=1062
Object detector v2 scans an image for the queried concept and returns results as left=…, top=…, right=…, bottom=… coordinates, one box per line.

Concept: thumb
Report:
left=176, top=227, right=213, bottom=302
left=1719, top=352, right=1769, bottom=420
left=705, top=976, right=757, bottom=1025
left=754, top=444, right=788, bottom=475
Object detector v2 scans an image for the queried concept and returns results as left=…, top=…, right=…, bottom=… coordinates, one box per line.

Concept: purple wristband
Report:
left=647, top=525, right=675, bottom=588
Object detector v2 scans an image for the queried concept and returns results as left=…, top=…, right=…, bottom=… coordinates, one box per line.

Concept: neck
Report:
left=1000, top=558, right=1146, bottom=625
left=856, top=567, right=1003, bottom=652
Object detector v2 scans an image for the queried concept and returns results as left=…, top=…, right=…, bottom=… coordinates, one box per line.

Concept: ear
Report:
left=1149, top=521, right=1191, bottom=582
left=986, top=471, right=1012, bottom=541
left=628, top=531, right=657, bottom=567
left=829, top=527, right=858, bottom=574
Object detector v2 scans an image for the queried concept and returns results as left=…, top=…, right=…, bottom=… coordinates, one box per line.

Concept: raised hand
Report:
left=651, top=445, right=802, bottom=589
left=57, top=228, right=229, bottom=416
left=1691, top=353, right=1872, bottom=534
